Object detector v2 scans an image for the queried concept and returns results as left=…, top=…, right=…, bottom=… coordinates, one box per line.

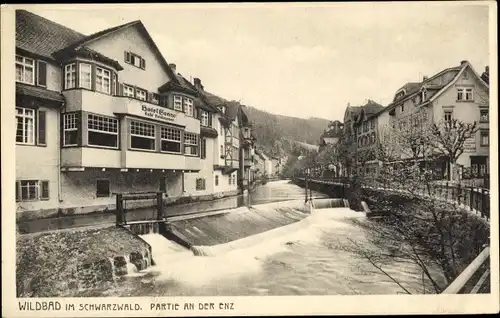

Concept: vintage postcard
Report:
left=1, top=2, right=498, bottom=316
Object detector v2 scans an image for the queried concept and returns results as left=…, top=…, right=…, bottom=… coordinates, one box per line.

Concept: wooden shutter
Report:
left=15, top=181, right=20, bottom=202
left=76, top=112, right=82, bottom=146
left=124, top=51, right=131, bottom=63
left=118, top=83, right=124, bottom=96
left=159, top=177, right=166, bottom=192
left=37, top=61, right=47, bottom=87
left=40, top=180, right=49, bottom=200
left=147, top=92, right=153, bottom=103
left=140, top=58, right=146, bottom=70
left=37, top=110, right=46, bottom=145
left=208, top=112, right=213, bottom=127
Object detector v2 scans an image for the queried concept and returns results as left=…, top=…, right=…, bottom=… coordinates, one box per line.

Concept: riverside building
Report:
left=15, top=10, right=253, bottom=216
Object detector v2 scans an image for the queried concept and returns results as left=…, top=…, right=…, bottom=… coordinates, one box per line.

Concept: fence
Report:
left=115, top=192, right=164, bottom=226
left=295, top=175, right=491, bottom=221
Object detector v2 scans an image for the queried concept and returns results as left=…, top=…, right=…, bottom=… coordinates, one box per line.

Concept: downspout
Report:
left=58, top=100, right=65, bottom=203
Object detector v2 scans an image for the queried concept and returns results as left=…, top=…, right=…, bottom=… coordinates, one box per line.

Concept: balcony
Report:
left=214, top=159, right=239, bottom=175
left=244, top=158, right=253, bottom=167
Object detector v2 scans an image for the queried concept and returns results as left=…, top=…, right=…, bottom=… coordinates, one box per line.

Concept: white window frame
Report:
left=160, top=126, right=182, bottom=153
left=130, top=120, right=156, bottom=151
left=200, top=110, right=209, bottom=126
left=63, top=113, right=78, bottom=146
left=465, top=88, right=474, bottom=101
left=173, top=95, right=183, bottom=111
left=184, top=132, right=199, bottom=156
left=136, top=88, right=147, bottom=101
left=480, top=130, right=489, bottom=146
left=64, top=63, right=76, bottom=89
left=16, top=107, right=35, bottom=145
left=79, top=63, right=92, bottom=89
left=123, top=85, right=135, bottom=98
left=87, top=114, right=119, bottom=149
left=16, top=55, right=35, bottom=85
left=444, top=110, right=453, bottom=122
left=183, top=97, right=194, bottom=117
left=96, top=67, right=111, bottom=94
left=480, top=109, right=489, bottom=122
left=19, top=180, right=39, bottom=201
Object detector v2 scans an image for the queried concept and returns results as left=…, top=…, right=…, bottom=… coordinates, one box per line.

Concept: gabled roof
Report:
left=52, top=19, right=180, bottom=84
left=16, top=9, right=86, bottom=59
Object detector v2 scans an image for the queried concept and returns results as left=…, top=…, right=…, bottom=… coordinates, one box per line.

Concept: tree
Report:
left=428, top=119, right=478, bottom=181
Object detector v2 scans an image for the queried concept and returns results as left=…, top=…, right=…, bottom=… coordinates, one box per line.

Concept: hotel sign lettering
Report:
left=463, top=134, right=476, bottom=153
left=141, top=105, right=177, bottom=123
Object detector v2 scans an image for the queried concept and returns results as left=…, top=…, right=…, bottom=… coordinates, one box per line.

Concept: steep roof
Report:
left=16, top=9, right=85, bottom=59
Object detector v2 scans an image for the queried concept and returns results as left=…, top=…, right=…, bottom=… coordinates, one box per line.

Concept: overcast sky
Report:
left=20, top=3, right=490, bottom=121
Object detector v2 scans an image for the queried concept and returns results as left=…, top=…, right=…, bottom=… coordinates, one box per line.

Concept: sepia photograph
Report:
left=1, top=1, right=498, bottom=316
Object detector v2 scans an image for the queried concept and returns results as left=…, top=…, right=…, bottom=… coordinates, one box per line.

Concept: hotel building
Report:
left=15, top=10, right=253, bottom=216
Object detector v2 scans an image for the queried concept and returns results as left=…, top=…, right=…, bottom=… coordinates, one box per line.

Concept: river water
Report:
left=91, top=180, right=445, bottom=296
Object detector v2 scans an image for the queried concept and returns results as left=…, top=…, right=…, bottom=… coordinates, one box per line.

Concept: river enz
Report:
left=74, top=180, right=445, bottom=297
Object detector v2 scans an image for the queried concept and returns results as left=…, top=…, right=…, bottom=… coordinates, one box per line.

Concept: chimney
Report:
left=460, top=60, right=468, bottom=65
left=193, top=77, right=204, bottom=91
left=485, top=66, right=489, bottom=73
left=169, top=63, right=177, bottom=74
left=423, top=75, right=428, bottom=81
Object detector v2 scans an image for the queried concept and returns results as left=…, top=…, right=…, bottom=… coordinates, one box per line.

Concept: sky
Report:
left=19, top=3, right=490, bottom=121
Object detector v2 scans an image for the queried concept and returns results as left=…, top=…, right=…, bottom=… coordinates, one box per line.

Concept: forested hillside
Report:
left=241, top=106, right=330, bottom=156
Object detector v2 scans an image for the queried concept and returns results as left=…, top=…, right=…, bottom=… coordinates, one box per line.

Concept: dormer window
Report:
left=183, top=97, right=194, bottom=117
left=173, top=95, right=183, bottom=111
left=16, top=55, right=35, bottom=85
left=125, top=51, right=146, bottom=70
left=136, top=88, right=147, bottom=101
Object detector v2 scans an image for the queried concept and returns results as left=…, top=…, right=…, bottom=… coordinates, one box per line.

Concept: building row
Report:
left=15, top=10, right=257, bottom=215
left=318, top=60, right=490, bottom=184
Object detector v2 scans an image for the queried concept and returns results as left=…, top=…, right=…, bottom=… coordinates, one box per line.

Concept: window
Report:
left=136, top=88, right=147, bottom=101
left=201, top=138, right=207, bottom=159
left=422, top=89, right=427, bottom=101
left=401, top=104, right=405, bottom=112
left=183, top=97, right=194, bottom=117
left=184, top=133, right=199, bottom=156
left=151, top=93, right=160, bottom=105
left=480, top=130, right=489, bottom=146
left=16, top=107, right=35, bottom=144
left=123, top=85, right=135, bottom=97
left=444, top=111, right=453, bottom=122
left=88, top=114, right=119, bottom=148
left=228, top=175, right=232, bottom=185
left=15, top=55, right=35, bottom=85
left=215, top=175, right=219, bottom=186
left=220, top=145, right=224, bottom=158
left=125, top=51, right=146, bottom=70
left=160, top=126, right=181, bottom=153
left=19, top=180, right=38, bottom=201
left=130, top=120, right=155, bottom=151
left=232, top=174, right=236, bottom=185
left=96, top=67, right=111, bottom=94
left=457, top=88, right=474, bottom=101
left=96, top=179, right=110, bottom=197
left=79, top=63, right=92, bottom=89
left=480, top=109, right=489, bottom=122
left=65, top=63, right=76, bottom=89
left=196, top=178, right=206, bottom=191
left=159, top=177, right=167, bottom=193
left=200, top=110, right=210, bottom=126
left=112, top=73, right=117, bottom=95
left=63, top=113, right=79, bottom=146
left=173, top=95, right=183, bottom=111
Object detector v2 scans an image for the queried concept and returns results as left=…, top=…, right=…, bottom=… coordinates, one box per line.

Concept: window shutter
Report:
left=15, top=181, right=20, bottom=202
left=119, top=83, right=124, bottom=96
left=140, top=58, right=146, bottom=70
left=208, top=112, right=213, bottom=127
left=147, top=92, right=153, bottom=103
left=37, top=61, right=47, bottom=87
left=37, top=110, right=46, bottom=145
left=159, top=177, right=166, bottom=192
left=125, top=51, right=131, bottom=63
left=41, top=180, right=49, bottom=200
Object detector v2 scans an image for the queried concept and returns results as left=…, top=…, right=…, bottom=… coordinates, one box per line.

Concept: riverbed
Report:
left=75, top=180, right=445, bottom=296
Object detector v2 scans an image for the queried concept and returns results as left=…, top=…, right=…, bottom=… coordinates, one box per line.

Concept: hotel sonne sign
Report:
left=140, top=104, right=177, bottom=123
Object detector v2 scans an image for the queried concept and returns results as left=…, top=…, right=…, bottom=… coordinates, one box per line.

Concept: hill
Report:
left=241, top=106, right=329, bottom=156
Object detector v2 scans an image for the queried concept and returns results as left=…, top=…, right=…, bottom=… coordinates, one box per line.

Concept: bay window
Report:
left=184, top=132, right=199, bottom=156
left=88, top=114, right=119, bottom=148
left=65, top=63, right=76, bottom=89
left=63, top=113, right=79, bottom=146
left=16, top=107, right=35, bottom=144
left=79, top=63, right=92, bottom=89
left=161, top=126, right=182, bottom=153
left=130, top=120, right=155, bottom=151
left=173, top=95, right=183, bottom=111
left=16, top=55, right=35, bottom=85
left=183, top=97, right=194, bottom=117
left=96, top=67, right=111, bottom=94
